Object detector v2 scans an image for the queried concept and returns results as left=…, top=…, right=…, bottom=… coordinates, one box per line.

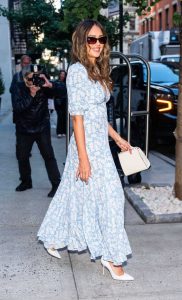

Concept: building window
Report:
left=159, top=12, right=162, bottom=30
left=173, top=3, right=177, bottom=14
left=13, top=0, right=21, bottom=10
left=146, top=19, right=149, bottom=32
left=173, top=3, right=177, bottom=26
left=150, top=18, right=153, bottom=31
left=129, top=17, right=135, bottom=31
left=142, top=21, right=145, bottom=34
left=165, top=8, right=169, bottom=30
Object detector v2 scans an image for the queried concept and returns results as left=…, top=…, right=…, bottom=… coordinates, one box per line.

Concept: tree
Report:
left=61, top=0, right=119, bottom=48
left=0, top=0, right=119, bottom=58
left=0, top=0, right=65, bottom=56
left=173, top=4, right=182, bottom=199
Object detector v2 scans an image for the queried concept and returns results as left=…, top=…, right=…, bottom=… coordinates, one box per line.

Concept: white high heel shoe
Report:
left=46, top=248, right=61, bottom=259
left=101, top=257, right=134, bottom=281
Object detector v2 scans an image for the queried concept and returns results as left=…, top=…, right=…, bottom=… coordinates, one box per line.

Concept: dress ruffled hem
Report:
left=37, top=235, right=132, bottom=266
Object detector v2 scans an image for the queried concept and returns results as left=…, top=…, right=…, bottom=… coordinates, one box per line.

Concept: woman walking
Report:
left=38, top=19, right=134, bottom=281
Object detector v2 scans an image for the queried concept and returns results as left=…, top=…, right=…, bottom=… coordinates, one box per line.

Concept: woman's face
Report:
left=86, top=25, right=105, bottom=63
left=59, top=72, right=66, bottom=81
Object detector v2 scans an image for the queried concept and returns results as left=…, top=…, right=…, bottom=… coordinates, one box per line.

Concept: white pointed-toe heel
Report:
left=101, top=257, right=134, bottom=281
left=46, top=248, right=61, bottom=259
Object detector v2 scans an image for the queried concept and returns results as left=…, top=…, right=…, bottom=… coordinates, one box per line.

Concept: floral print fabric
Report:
left=37, top=62, right=132, bottom=265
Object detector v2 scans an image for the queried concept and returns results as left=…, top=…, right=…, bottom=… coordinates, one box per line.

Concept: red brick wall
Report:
left=139, top=0, right=179, bottom=35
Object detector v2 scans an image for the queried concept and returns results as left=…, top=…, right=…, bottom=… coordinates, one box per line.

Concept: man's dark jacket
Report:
left=10, top=71, right=24, bottom=95
left=12, top=81, right=66, bottom=134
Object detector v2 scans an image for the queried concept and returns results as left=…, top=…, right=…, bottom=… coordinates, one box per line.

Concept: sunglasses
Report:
left=87, top=36, right=107, bottom=45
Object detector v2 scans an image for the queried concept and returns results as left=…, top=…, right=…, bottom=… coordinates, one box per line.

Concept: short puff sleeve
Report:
left=66, top=63, right=89, bottom=116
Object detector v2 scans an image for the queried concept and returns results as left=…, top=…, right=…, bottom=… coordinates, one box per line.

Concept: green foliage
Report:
left=61, top=0, right=119, bottom=48
left=0, top=0, right=119, bottom=55
left=173, top=12, right=182, bottom=28
left=0, top=0, right=64, bottom=56
left=62, top=0, right=104, bottom=30
left=124, top=0, right=160, bottom=16
left=0, top=69, right=5, bottom=96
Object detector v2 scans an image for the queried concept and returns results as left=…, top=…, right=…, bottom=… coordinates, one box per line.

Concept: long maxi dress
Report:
left=37, top=62, right=132, bottom=266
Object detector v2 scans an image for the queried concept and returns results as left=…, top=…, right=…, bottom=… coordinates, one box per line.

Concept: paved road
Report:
left=0, top=111, right=182, bottom=300
left=153, top=142, right=175, bottom=161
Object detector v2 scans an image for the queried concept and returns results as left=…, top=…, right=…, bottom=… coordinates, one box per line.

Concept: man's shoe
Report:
left=47, top=184, right=59, bottom=198
left=16, top=182, right=32, bottom=192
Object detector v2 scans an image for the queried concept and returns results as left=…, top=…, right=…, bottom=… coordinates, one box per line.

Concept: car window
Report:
left=143, top=63, right=179, bottom=84
left=162, top=57, right=180, bottom=62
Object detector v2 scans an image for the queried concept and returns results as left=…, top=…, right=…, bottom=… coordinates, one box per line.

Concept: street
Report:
left=0, top=111, right=182, bottom=300
left=154, top=142, right=175, bottom=161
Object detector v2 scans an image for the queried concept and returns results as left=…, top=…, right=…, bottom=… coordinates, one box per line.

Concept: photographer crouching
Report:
left=12, top=65, right=61, bottom=197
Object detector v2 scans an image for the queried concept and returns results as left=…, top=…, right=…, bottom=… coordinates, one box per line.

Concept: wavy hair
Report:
left=71, top=19, right=112, bottom=91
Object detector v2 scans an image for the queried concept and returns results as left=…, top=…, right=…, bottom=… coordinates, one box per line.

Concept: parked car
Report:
left=110, top=61, right=179, bottom=148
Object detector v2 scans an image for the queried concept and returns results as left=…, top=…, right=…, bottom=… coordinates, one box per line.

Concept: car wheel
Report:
left=128, top=172, right=142, bottom=184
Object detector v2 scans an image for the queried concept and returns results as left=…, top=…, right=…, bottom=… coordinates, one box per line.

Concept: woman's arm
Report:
left=72, top=115, right=91, bottom=183
left=108, top=123, right=132, bottom=152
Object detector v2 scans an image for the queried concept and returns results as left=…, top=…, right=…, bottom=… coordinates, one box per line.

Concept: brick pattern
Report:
left=139, top=0, right=179, bottom=35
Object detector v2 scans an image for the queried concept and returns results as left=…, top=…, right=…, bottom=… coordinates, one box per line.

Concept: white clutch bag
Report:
left=118, top=147, right=151, bottom=176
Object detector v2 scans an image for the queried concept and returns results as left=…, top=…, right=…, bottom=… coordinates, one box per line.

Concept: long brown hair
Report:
left=71, top=19, right=112, bottom=91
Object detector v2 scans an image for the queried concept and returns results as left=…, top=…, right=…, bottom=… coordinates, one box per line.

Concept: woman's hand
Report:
left=108, top=123, right=132, bottom=152
left=76, top=156, right=91, bottom=184
left=115, top=136, right=132, bottom=152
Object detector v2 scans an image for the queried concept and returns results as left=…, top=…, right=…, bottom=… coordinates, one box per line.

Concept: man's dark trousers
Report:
left=16, top=128, right=60, bottom=186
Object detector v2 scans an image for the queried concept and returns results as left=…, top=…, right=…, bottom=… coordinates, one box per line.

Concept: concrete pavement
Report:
left=0, top=111, right=182, bottom=300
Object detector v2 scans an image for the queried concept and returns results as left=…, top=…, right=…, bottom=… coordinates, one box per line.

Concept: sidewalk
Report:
left=0, top=112, right=182, bottom=300
left=0, top=94, right=11, bottom=121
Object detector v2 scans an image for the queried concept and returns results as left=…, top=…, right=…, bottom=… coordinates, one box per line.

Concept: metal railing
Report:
left=110, top=51, right=151, bottom=157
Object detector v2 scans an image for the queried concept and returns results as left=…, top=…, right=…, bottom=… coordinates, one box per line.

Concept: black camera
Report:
left=30, top=64, right=45, bottom=87
left=32, top=74, right=45, bottom=87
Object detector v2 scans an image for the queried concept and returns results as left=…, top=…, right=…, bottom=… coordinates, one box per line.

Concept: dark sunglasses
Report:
left=87, top=36, right=107, bottom=45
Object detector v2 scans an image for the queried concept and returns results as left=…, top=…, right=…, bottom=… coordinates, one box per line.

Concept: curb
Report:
left=124, top=184, right=182, bottom=224
left=150, top=150, right=175, bottom=167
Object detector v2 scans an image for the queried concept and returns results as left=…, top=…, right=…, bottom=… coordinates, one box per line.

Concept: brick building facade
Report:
left=139, top=0, right=179, bottom=35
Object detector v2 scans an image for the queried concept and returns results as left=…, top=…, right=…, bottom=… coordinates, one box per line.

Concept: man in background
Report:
left=10, top=55, right=31, bottom=124
left=11, top=67, right=61, bottom=198
left=10, top=55, right=31, bottom=94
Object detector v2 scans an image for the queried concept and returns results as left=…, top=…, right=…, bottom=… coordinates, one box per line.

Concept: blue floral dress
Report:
left=37, top=62, right=132, bottom=265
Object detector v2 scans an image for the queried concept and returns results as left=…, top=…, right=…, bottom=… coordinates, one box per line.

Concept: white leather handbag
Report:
left=118, top=147, right=151, bottom=176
